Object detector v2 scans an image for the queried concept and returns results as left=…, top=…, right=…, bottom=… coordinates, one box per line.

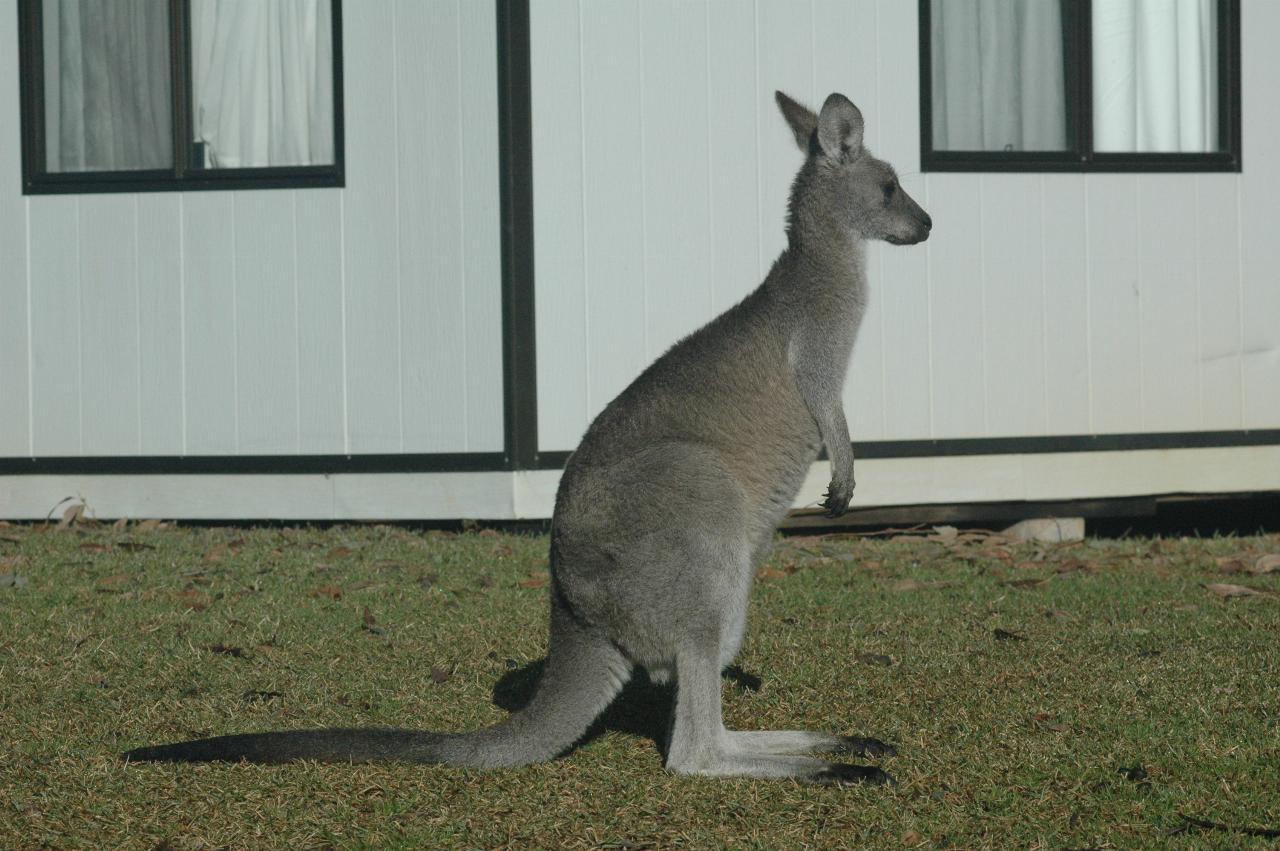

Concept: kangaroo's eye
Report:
left=882, top=181, right=896, bottom=201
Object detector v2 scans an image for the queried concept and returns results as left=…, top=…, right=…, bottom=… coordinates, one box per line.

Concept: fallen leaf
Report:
left=95, top=573, right=130, bottom=592
left=1054, top=557, right=1089, bottom=574
left=361, top=606, right=386, bottom=636
left=115, top=541, right=156, bottom=552
left=327, top=546, right=355, bottom=559
left=892, top=578, right=951, bottom=592
left=1203, top=583, right=1260, bottom=598
left=429, top=667, right=450, bottom=684
left=1215, top=555, right=1248, bottom=574
left=1251, top=554, right=1280, bottom=575
left=518, top=572, right=549, bottom=589
left=311, top=584, right=343, bottom=600
left=1032, top=713, right=1069, bottom=732
left=1006, top=578, right=1049, bottom=589
left=203, top=545, right=228, bottom=564
left=901, top=830, right=925, bottom=846
left=176, top=589, right=211, bottom=610
left=756, top=566, right=794, bottom=581
left=80, top=542, right=110, bottom=553
left=137, top=519, right=163, bottom=530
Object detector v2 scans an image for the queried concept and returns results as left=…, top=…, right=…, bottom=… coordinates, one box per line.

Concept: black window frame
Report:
left=17, top=0, right=345, bottom=194
left=919, top=0, right=1241, bottom=173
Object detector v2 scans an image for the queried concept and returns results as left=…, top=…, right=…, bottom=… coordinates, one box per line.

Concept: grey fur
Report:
left=123, top=91, right=930, bottom=785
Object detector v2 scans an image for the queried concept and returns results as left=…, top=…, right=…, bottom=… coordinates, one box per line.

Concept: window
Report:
left=18, top=0, right=344, bottom=193
left=919, top=0, right=1240, bottom=172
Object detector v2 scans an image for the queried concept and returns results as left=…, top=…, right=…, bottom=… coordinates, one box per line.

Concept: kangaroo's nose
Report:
left=921, top=212, right=933, bottom=230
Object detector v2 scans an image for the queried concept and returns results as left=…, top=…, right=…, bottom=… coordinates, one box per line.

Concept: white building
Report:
left=0, top=0, right=1275, bottom=521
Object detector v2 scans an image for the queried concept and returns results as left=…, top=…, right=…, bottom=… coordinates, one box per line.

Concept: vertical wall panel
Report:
left=813, top=0, right=879, bottom=116
left=182, top=193, right=237, bottom=453
left=982, top=175, right=1046, bottom=436
left=0, top=0, right=30, bottom=455
left=580, top=0, right=647, bottom=418
left=294, top=190, right=347, bottom=453
left=926, top=174, right=986, bottom=438
left=78, top=195, right=141, bottom=454
left=342, top=2, right=402, bottom=452
left=458, top=0, right=504, bottom=452
left=1040, top=174, right=1090, bottom=434
left=1138, top=176, right=1199, bottom=431
left=136, top=196, right=184, bottom=454
left=397, top=0, right=467, bottom=452
left=874, top=0, right=920, bottom=173
left=28, top=199, right=81, bottom=455
left=1194, top=175, right=1243, bottom=430
left=234, top=192, right=298, bottom=453
left=875, top=0, right=930, bottom=439
left=1086, top=176, right=1143, bottom=433
left=756, top=0, right=814, bottom=275
left=641, top=0, right=712, bottom=357
left=531, top=0, right=589, bottom=452
left=706, top=0, right=761, bottom=317
left=1238, top=0, right=1280, bottom=428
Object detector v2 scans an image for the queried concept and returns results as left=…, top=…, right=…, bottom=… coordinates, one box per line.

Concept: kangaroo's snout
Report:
left=911, top=210, right=933, bottom=243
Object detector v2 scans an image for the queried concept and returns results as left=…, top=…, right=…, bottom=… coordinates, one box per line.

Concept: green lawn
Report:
left=2, top=520, right=1277, bottom=849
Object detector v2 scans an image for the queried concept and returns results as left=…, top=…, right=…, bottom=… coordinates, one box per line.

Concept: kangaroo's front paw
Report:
left=823, top=481, right=853, bottom=518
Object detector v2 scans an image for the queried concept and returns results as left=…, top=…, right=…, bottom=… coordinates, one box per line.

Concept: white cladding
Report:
left=0, top=0, right=505, bottom=458
left=530, top=0, right=1280, bottom=454
left=0, top=1, right=1277, bottom=520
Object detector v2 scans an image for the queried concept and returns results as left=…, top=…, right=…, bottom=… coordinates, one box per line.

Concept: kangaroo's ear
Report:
left=816, top=93, right=864, bottom=162
left=775, top=91, right=817, bottom=152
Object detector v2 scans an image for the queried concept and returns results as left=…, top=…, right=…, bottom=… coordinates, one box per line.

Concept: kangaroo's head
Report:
left=776, top=91, right=931, bottom=247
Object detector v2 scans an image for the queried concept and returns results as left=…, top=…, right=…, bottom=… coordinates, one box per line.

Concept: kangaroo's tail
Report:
left=122, top=600, right=631, bottom=767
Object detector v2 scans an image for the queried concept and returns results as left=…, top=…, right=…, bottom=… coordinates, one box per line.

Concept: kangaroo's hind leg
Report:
left=665, top=636, right=892, bottom=784
left=714, top=536, right=896, bottom=763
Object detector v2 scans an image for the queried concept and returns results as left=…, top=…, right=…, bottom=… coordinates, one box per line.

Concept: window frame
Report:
left=17, top=0, right=345, bottom=194
left=918, top=0, right=1241, bottom=173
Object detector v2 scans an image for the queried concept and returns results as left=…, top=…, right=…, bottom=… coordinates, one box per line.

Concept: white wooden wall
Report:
left=530, top=0, right=1280, bottom=454
left=0, top=0, right=504, bottom=458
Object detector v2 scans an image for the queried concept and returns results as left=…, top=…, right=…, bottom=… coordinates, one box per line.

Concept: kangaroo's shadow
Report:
left=491, top=661, right=763, bottom=756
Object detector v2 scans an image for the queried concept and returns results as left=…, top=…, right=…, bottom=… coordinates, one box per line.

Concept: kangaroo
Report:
left=124, top=92, right=932, bottom=785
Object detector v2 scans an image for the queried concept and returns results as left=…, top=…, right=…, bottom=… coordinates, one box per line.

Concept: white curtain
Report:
left=1093, top=0, right=1218, bottom=152
left=190, top=0, right=334, bottom=168
left=42, top=0, right=172, bottom=172
left=931, top=0, right=1067, bottom=151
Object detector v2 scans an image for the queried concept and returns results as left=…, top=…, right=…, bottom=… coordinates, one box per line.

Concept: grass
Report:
left=1, top=519, right=1278, bottom=850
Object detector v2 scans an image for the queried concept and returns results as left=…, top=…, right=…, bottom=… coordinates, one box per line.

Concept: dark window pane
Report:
left=1093, top=0, right=1221, bottom=152
left=930, top=0, right=1068, bottom=152
left=190, top=0, right=336, bottom=169
left=42, top=0, right=173, bottom=172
